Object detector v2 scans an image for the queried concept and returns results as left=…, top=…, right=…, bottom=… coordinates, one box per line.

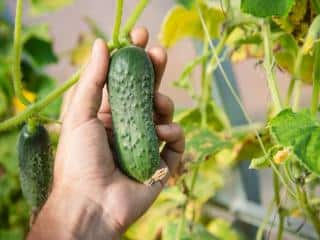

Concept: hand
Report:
left=28, top=27, right=185, bottom=240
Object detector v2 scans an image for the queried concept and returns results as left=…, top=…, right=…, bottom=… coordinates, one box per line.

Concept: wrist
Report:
left=28, top=185, right=121, bottom=240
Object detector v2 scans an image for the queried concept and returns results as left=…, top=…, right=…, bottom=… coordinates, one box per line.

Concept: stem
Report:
left=291, top=46, right=304, bottom=111
left=176, top=165, right=200, bottom=240
left=292, top=80, right=302, bottom=112
left=296, top=185, right=320, bottom=237
left=13, top=0, right=30, bottom=105
left=285, top=77, right=295, bottom=106
left=311, top=42, right=320, bottom=116
left=27, top=118, right=37, bottom=134
left=120, top=0, right=150, bottom=38
left=262, top=20, right=282, bottom=113
left=200, top=32, right=228, bottom=128
left=256, top=199, right=276, bottom=240
left=111, top=0, right=124, bottom=47
left=273, top=170, right=285, bottom=240
left=200, top=38, right=209, bottom=128
left=0, top=69, right=82, bottom=132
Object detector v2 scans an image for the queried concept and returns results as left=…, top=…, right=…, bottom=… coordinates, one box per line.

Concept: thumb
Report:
left=65, top=39, right=109, bottom=128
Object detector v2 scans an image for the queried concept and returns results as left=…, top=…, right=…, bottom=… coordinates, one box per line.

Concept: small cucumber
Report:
left=18, top=124, right=53, bottom=209
left=107, top=46, right=166, bottom=183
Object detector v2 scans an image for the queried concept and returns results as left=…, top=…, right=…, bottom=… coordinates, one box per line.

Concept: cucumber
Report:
left=18, top=124, right=53, bottom=209
left=107, top=46, right=163, bottom=183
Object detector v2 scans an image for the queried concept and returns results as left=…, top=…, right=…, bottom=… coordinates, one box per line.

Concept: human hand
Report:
left=28, top=27, right=185, bottom=240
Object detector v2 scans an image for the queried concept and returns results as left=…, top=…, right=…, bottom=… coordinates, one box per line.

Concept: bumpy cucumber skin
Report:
left=107, top=46, right=160, bottom=182
left=18, top=124, right=52, bottom=208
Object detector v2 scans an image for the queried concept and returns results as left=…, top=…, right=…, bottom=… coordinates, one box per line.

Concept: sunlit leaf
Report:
left=29, top=0, right=74, bottom=15
left=186, top=154, right=227, bottom=204
left=241, top=0, right=295, bottom=17
left=159, top=3, right=224, bottom=48
left=175, top=102, right=230, bottom=133
left=162, top=221, right=218, bottom=240
left=303, top=15, right=320, bottom=54
left=125, top=187, right=185, bottom=239
left=269, top=109, right=320, bottom=175
left=207, top=218, right=241, bottom=240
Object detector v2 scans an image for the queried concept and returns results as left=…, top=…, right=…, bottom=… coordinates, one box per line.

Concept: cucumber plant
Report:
left=2, top=0, right=320, bottom=239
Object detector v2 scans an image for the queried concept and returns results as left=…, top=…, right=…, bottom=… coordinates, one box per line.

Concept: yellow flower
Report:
left=13, top=90, right=36, bottom=113
left=273, top=148, right=290, bottom=165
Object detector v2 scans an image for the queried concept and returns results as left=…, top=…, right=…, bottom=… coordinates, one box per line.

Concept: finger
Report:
left=130, top=27, right=149, bottom=48
left=98, top=86, right=111, bottom=114
left=59, top=83, right=78, bottom=121
left=157, top=123, right=185, bottom=176
left=147, top=47, right=167, bottom=90
left=98, top=112, right=113, bottom=129
left=154, top=92, right=174, bottom=124
left=64, top=39, right=109, bottom=128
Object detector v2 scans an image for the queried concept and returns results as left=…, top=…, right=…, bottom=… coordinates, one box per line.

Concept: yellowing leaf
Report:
left=207, top=219, right=240, bottom=240
left=231, top=44, right=264, bottom=62
left=70, top=33, right=94, bottom=66
left=13, top=90, right=36, bottom=113
left=159, top=4, right=224, bottom=48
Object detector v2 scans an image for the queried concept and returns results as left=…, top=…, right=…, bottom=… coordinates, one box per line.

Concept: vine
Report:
left=12, top=0, right=30, bottom=105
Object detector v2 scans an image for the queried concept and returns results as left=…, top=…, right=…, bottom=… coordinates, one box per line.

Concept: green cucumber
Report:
left=18, top=123, right=53, bottom=209
left=107, top=46, right=162, bottom=183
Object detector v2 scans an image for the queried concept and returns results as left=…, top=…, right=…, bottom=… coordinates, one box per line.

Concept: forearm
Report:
left=28, top=186, right=120, bottom=240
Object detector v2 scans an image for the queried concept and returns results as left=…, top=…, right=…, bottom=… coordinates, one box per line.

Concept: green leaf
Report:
left=0, top=89, right=8, bottom=118
left=0, top=131, right=19, bottom=175
left=186, top=129, right=230, bottom=163
left=0, top=1, right=5, bottom=14
left=159, top=3, right=224, bottom=48
left=241, top=0, right=295, bottom=17
left=22, top=24, right=52, bottom=44
left=24, top=37, right=58, bottom=67
left=269, top=109, right=320, bottom=175
left=29, top=0, right=74, bottom=15
left=0, top=228, right=24, bottom=240
left=162, top=221, right=218, bottom=240
left=175, top=0, right=196, bottom=9
left=36, top=75, right=62, bottom=118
